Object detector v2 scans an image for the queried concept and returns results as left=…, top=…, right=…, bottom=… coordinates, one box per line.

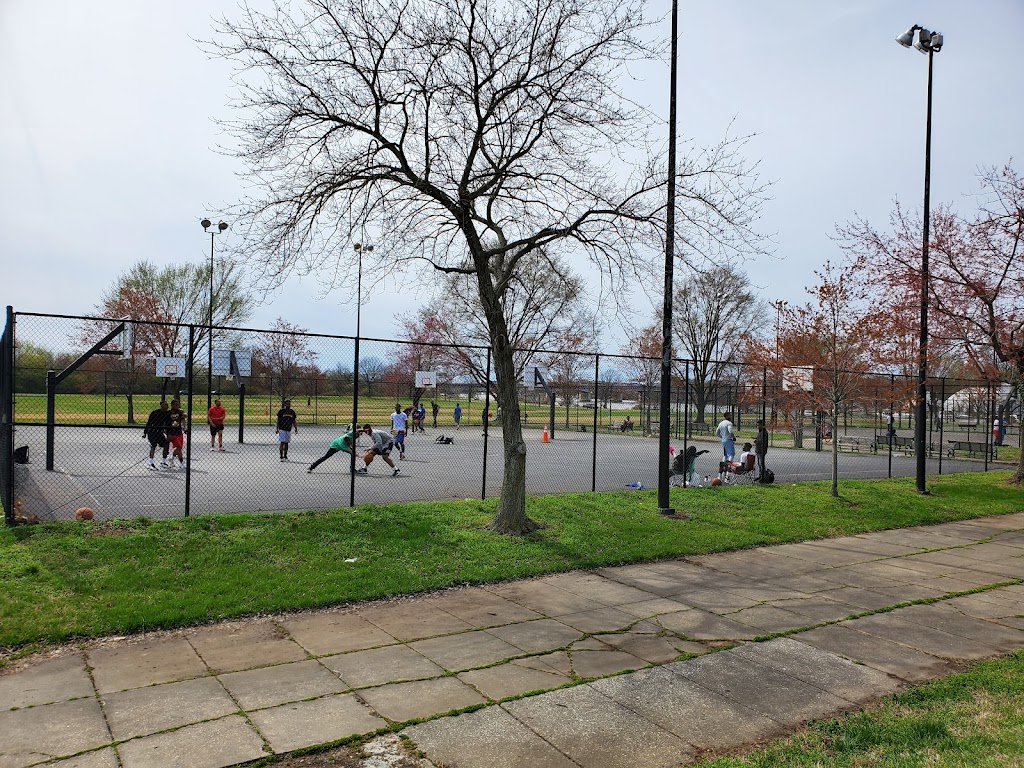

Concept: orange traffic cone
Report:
left=542, top=426, right=550, bottom=443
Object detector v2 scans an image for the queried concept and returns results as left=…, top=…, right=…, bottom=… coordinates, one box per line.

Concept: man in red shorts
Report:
left=208, top=398, right=226, bottom=451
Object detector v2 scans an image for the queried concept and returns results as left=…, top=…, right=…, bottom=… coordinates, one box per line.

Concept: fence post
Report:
left=985, top=381, right=993, bottom=472
left=350, top=335, right=361, bottom=509
left=2, top=306, right=14, bottom=526
left=938, top=377, right=945, bottom=475
left=45, top=369, right=56, bottom=471
left=888, top=375, right=895, bottom=478
left=591, top=355, right=599, bottom=492
left=682, top=359, right=690, bottom=486
left=481, top=349, right=491, bottom=501
left=184, top=324, right=194, bottom=518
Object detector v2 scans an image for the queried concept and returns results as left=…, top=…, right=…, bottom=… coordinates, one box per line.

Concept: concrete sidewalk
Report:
left=2, top=514, right=1023, bottom=768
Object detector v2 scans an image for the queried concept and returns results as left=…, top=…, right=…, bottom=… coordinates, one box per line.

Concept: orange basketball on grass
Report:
left=710, top=478, right=722, bottom=487
left=75, top=507, right=94, bottom=521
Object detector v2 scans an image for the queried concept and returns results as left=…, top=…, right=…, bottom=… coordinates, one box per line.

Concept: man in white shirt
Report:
left=716, top=412, right=736, bottom=462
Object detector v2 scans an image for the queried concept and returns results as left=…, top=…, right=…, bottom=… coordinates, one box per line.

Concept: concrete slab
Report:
left=590, top=665, right=782, bottom=751
left=485, top=581, right=606, bottom=616
left=726, top=605, right=815, bottom=633
left=47, top=748, right=119, bottom=768
left=321, top=643, right=444, bottom=688
left=277, top=612, right=396, bottom=656
left=767, top=596, right=861, bottom=624
left=217, top=659, right=347, bottom=711
left=457, top=662, right=570, bottom=700
left=819, top=586, right=902, bottom=611
left=513, top=652, right=573, bottom=676
left=569, top=650, right=646, bottom=679
left=410, top=630, right=523, bottom=671
left=116, top=714, right=267, bottom=768
left=666, top=649, right=855, bottom=724
left=656, top=609, right=761, bottom=641
left=841, top=613, right=1010, bottom=661
left=360, top=601, right=474, bottom=642
left=555, top=607, right=638, bottom=634
left=0, top=653, right=93, bottom=710
left=887, top=604, right=1024, bottom=651
left=88, top=637, right=207, bottom=694
left=502, top=683, right=693, bottom=768
left=795, top=624, right=957, bottom=683
left=944, top=593, right=1023, bottom=619
left=597, top=633, right=684, bottom=664
left=248, top=692, right=387, bottom=753
left=357, top=677, right=486, bottom=723
left=187, top=620, right=308, bottom=673
left=613, top=597, right=693, bottom=619
left=538, top=572, right=661, bottom=606
left=485, top=619, right=583, bottom=654
left=404, top=705, right=579, bottom=768
left=730, top=638, right=902, bottom=702
left=101, top=676, right=238, bottom=742
left=424, top=588, right=543, bottom=628
left=0, top=698, right=110, bottom=768
left=670, top=589, right=758, bottom=613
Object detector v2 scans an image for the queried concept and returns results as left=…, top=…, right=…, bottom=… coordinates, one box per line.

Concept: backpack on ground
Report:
left=760, top=469, right=775, bottom=485
left=435, top=434, right=453, bottom=445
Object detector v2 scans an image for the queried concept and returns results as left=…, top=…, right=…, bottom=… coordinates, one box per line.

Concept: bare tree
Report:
left=212, top=0, right=767, bottom=533
left=401, top=251, right=588, bottom=389
left=84, top=260, right=251, bottom=421
left=669, top=264, right=762, bottom=424
left=253, top=318, right=319, bottom=402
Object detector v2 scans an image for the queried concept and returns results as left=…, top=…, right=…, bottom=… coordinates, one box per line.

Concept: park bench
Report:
left=947, top=440, right=996, bottom=460
left=837, top=435, right=875, bottom=453
left=686, top=422, right=713, bottom=435
left=606, top=421, right=635, bottom=433
left=873, top=434, right=915, bottom=454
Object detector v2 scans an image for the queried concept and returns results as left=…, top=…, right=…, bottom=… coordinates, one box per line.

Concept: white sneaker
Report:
left=210, top=447, right=216, bottom=452
left=160, top=460, right=169, bottom=468
left=392, top=468, right=400, bottom=476
left=148, top=463, right=158, bottom=471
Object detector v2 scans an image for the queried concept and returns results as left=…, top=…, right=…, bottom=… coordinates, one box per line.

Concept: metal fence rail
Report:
left=5, top=310, right=1016, bottom=523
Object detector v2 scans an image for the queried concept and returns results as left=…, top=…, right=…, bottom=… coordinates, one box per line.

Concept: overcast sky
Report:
left=2, top=0, right=1021, bottom=347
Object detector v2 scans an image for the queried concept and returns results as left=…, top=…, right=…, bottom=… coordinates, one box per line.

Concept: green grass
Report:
left=693, top=650, right=1024, bottom=767
left=1, top=471, right=1020, bottom=651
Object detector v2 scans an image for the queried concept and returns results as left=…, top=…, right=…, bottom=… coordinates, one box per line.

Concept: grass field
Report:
left=1, top=471, right=1020, bottom=652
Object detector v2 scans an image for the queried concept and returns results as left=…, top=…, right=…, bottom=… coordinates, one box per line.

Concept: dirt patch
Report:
left=261, top=735, right=434, bottom=767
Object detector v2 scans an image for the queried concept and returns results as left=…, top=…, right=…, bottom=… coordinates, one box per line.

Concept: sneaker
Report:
left=307, top=466, right=313, bottom=473
left=160, top=460, right=169, bottom=468
left=392, top=468, right=400, bottom=476
left=355, top=467, right=367, bottom=474
left=148, top=463, right=158, bottom=471
left=280, top=457, right=286, bottom=462
left=210, top=447, right=216, bottom=452
left=218, top=447, right=225, bottom=452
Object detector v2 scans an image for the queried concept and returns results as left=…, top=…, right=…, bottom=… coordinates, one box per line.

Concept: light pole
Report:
left=657, top=0, right=679, bottom=517
left=896, top=24, right=943, bottom=494
left=350, top=242, right=372, bottom=504
left=200, top=219, right=228, bottom=411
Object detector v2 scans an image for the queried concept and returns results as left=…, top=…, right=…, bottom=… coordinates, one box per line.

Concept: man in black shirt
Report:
left=143, top=400, right=172, bottom=470
left=276, top=399, right=298, bottom=461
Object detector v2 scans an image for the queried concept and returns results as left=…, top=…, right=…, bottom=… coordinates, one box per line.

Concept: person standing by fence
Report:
left=431, top=400, right=439, bottom=428
left=392, top=405, right=408, bottom=459
left=454, top=403, right=462, bottom=431
left=754, top=419, right=769, bottom=482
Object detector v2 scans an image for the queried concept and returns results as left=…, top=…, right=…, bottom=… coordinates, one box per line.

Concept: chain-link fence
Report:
left=2, top=309, right=1017, bottom=523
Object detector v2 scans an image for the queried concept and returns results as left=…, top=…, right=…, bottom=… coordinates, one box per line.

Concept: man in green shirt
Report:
left=307, top=429, right=359, bottom=473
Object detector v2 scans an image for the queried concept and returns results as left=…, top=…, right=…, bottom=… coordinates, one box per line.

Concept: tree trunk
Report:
left=1012, top=379, right=1024, bottom=484
left=126, top=392, right=135, bottom=424
left=830, top=410, right=839, bottom=497
left=486, top=334, right=539, bottom=534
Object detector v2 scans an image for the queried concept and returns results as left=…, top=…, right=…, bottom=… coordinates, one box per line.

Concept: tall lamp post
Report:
left=896, top=24, right=943, bottom=494
left=657, top=0, right=679, bottom=516
left=349, top=242, right=373, bottom=504
left=200, top=219, right=228, bottom=411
